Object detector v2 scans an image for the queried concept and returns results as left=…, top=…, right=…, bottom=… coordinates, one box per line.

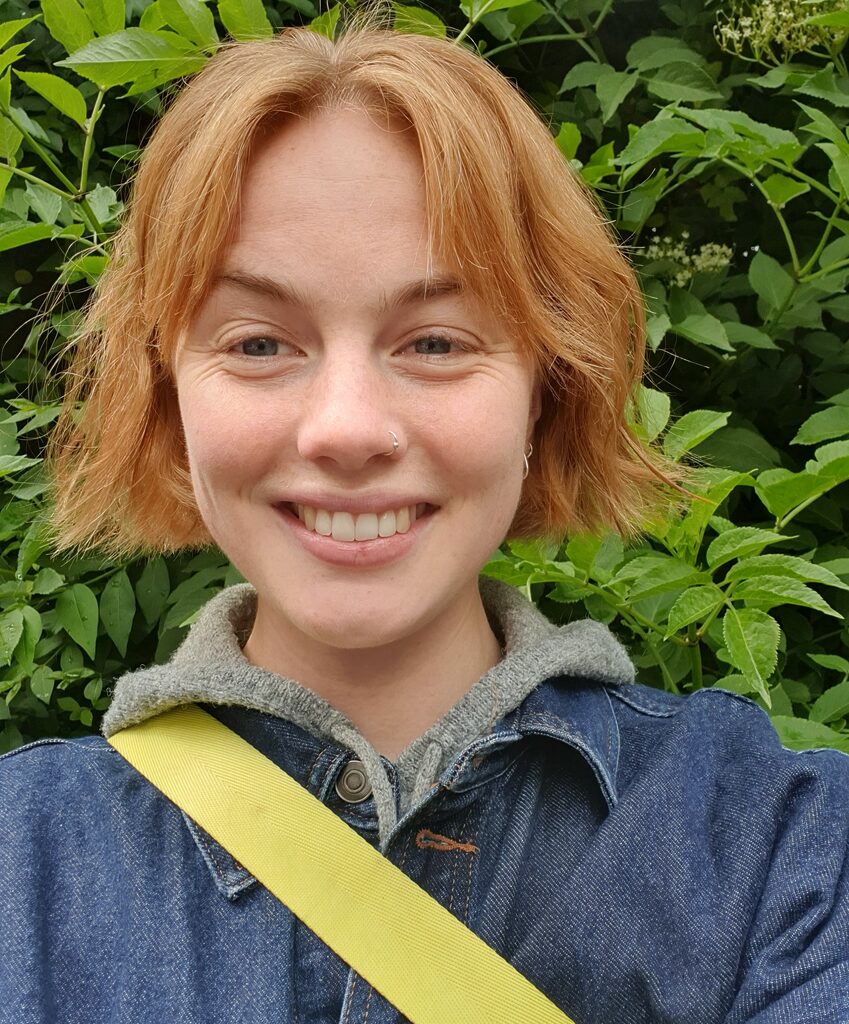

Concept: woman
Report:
left=2, top=16, right=847, bottom=1024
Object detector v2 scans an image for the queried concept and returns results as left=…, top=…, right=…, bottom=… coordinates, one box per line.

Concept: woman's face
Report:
left=174, top=106, right=539, bottom=653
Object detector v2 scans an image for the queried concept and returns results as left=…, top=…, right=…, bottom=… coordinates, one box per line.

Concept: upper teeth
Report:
left=296, top=504, right=424, bottom=542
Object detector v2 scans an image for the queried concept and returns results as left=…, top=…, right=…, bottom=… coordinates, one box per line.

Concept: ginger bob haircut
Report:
left=48, top=18, right=677, bottom=559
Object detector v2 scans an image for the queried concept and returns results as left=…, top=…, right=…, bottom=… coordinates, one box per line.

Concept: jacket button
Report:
left=335, top=759, right=372, bottom=803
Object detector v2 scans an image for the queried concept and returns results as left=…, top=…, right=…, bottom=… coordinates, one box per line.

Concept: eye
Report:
left=408, top=333, right=467, bottom=357
left=234, top=336, right=281, bottom=357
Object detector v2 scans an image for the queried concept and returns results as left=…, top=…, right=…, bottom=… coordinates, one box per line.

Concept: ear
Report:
left=527, top=377, right=543, bottom=440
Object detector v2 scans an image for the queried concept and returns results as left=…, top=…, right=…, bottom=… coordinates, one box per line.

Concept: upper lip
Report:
left=275, top=493, right=438, bottom=515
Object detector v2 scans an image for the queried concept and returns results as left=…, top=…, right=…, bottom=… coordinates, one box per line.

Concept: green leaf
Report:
left=722, top=607, right=780, bottom=702
left=796, top=101, right=848, bottom=148
left=57, top=29, right=204, bottom=89
left=29, top=665, right=56, bottom=705
left=627, top=559, right=707, bottom=601
left=554, top=122, right=581, bottom=160
left=810, top=679, right=849, bottom=724
left=637, top=385, right=671, bottom=443
left=15, top=70, right=88, bottom=127
left=707, top=526, right=787, bottom=569
left=755, top=468, right=825, bottom=518
left=761, top=173, right=810, bottom=209
left=135, top=556, right=170, bottom=623
left=665, top=585, right=724, bottom=635
left=663, top=409, right=730, bottom=460
left=770, top=715, right=849, bottom=753
left=0, top=608, right=24, bottom=667
left=804, top=11, right=849, bottom=27
left=16, top=516, right=51, bottom=577
left=307, top=4, right=339, bottom=38
left=626, top=35, right=703, bottom=71
left=672, top=313, right=732, bottom=351
left=0, top=453, right=39, bottom=476
left=159, top=0, right=218, bottom=48
left=791, top=406, right=849, bottom=445
left=725, top=554, right=849, bottom=591
left=807, top=440, right=849, bottom=482
left=392, top=4, right=446, bottom=36
left=559, top=61, right=606, bottom=92
left=41, top=0, right=95, bottom=53
left=734, top=575, right=842, bottom=618
left=32, top=567, right=65, bottom=594
left=14, top=605, right=41, bottom=668
left=0, top=17, right=38, bottom=50
left=0, top=221, right=55, bottom=252
left=809, top=653, right=849, bottom=674
left=722, top=322, right=778, bottom=350
left=100, top=570, right=136, bottom=657
left=797, top=67, right=849, bottom=109
left=595, top=69, right=637, bottom=123
left=644, top=62, right=722, bottom=103
left=84, top=0, right=124, bottom=36
left=818, top=142, right=849, bottom=197
left=56, top=583, right=99, bottom=658
left=616, top=117, right=704, bottom=169
left=218, top=0, right=273, bottom=38
left=748, top=251, right=794, bottom=316
left=25, top=181, right=62, bottom=225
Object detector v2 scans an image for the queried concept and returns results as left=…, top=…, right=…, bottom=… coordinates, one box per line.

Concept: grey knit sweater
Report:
left=102, top=576, right=635, bottom=844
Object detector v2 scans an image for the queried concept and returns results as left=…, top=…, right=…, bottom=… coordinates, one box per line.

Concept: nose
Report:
left=295, top=351, right=401, bottom=472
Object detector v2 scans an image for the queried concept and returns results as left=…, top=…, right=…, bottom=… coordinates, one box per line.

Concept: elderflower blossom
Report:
left=642, top=233, right=733, bottom=288
left=715, top=0, right=846, bottom=64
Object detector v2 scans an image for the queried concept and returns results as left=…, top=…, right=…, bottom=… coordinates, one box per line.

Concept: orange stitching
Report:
left=362, top=984, right=374, bottom=1023
left=415, top=829, right=479, bottom=854
left=342, top=974, right=358, bottom=1024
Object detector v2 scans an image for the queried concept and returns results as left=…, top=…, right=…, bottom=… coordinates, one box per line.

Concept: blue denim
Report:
left=2, top=678, right=848, bottom=1023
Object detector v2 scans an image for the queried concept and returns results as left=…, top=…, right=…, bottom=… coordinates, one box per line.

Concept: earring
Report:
left=522, top=441, right=533, bottom=480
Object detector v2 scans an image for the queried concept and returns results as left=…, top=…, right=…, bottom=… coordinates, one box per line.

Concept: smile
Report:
left=283, top=503, right=436, bottom=542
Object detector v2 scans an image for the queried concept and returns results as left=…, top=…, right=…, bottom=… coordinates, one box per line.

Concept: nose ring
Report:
left=383, top=430, right=400, bottom=457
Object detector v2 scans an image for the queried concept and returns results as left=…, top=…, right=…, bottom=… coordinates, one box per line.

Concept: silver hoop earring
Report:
left=383, top=430, right=400, bottom=457
left=522, top=441, right=533, bottom=480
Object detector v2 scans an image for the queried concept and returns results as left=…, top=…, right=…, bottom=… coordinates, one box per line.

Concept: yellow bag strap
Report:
left=107, top=704, right=576, bottom=1024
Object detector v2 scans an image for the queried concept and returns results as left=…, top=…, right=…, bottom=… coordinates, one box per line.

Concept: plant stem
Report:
left=2, top=105, right=78, bottom=193
left=79, top=89, right=105, bottom=197
left=484, top=32, right=588, bottom=59
left=721, top=157, right=800, bottom=275
left=0, top=164, right=72, bottom=199
left=687, top=622, right=703, bottom=689
left=798, top=198, right=844, bottom=278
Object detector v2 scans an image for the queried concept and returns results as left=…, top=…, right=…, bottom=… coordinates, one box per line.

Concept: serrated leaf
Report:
left=595, top=69, right=637, bottom=123
left=725, top=554, right=849, bottom=591
left=755, top=468, right=826, bottom=518
left=665, top=585, right=724, bottom=635
left=770, top=715, right=849, bottom=753
left=25, top=181, right=62, bottom=225
left=749, top=251, right=795, bottom=316
left=707, top=526, right=787, bottom=569
left=809, top=653, right=849, bottom=674
left=761, top=173, right=810, bottom=208
left=810, top=679, right=849, bottom=724
left=159, top=0, right=218, bottom=47
left=663, top=409, right=730, bottom=460
left=626, top=35, right=703, bottom=71
left=0, top=608, right=24, bottom=667
left=57, top=28, right=204, bottom=89
left=218, top=0, right=273, bottom=39
left=637, top=385, right=671, bottom=443
left=135, top=556, right=170, bottom=623
left=0, top=17, right=38, bottom=50
left=41, top=0, right=95, bottom=53
left=672, top=313, right=732, bottom=351
left=100, top=570, right=136, bottom=657
left=791, top=406, right=849, bottom=445
left=392, top=4, right=446, bottom=36
left=554, top=121, right=581, bottom=160
left=0, top=222, right=55, bottom=252
left=15, top=70, right=88, bottom=127
left=722, top=607, right=780, bottom=702
left=56, top=583, right=99, bottom=658
left=616, top=117, right=704, bottom=168
left=627, top=560, right=707, bottom=601
left=84, top=0, right=125, bottom=36
left=644, top=61, right=722, bottom=102
left=734, top=574, right=841, bottom=618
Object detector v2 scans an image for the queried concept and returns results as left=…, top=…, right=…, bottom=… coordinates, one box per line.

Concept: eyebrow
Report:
left=213, top=270, right=465, bottom=314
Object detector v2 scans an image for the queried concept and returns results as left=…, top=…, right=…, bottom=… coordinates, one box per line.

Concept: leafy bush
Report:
left=1, top=0, right=848, bottom=755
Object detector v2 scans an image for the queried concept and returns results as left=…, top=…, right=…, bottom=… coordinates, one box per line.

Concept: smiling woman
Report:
left=2, top=8, right=847, bottom=1024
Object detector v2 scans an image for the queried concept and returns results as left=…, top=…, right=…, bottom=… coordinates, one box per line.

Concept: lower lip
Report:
left=274, top=505, right=436, bottom=568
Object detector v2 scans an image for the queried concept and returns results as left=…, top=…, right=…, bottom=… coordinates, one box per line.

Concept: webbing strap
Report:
left=107, top=704, right=576, bottom=1024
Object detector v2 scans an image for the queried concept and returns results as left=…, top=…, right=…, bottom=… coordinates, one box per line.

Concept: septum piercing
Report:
left=384, top=430, right=400, bottom=457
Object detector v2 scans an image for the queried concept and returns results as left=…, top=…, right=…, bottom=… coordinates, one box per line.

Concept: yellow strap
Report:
left=107, top=704, right=576, bottom=1024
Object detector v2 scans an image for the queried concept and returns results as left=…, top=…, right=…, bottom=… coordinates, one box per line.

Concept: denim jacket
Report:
left=2, top=588, right=848, bottom=1023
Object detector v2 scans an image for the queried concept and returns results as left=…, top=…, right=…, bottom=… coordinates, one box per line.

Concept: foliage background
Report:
left=1, top=0, right=848, bottom=756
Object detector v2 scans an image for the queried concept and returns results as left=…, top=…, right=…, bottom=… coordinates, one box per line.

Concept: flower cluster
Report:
left=715, top=0, right=846, bottom=65
left=642, top=233, right=734, bottom=288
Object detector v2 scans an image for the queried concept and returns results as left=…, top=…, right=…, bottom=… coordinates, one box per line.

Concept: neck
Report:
left=242, top=583, right=502, bottom=760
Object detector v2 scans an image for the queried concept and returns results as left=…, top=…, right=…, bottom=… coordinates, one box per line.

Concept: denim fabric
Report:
left=2, top=678, right=848, bottom=1023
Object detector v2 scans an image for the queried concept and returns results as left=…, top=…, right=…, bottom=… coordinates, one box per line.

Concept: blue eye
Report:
left=413, top=335, right=456, bottom=355
left=237, top=337, right=279, bottom=357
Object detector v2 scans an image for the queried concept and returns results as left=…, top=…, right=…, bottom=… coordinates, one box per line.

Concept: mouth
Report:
left=278, top=502, right=438, bottom=543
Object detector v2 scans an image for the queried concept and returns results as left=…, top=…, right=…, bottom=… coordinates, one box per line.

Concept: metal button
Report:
left=335, top=759, right=372, bottom=803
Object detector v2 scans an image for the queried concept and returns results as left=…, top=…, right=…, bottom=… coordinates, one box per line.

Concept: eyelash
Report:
left=228, top=332, right=471, bottom=361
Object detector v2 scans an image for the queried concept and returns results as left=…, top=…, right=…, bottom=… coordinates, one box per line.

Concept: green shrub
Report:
left=1, top=0, right=848, bottom=755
